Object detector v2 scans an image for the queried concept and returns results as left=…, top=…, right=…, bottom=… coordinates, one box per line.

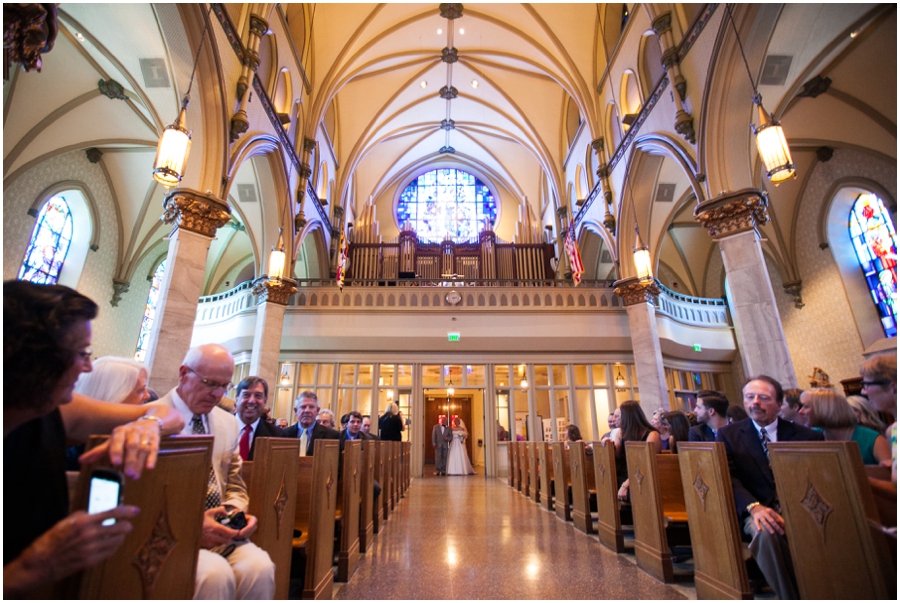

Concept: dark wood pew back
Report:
left=358, top=439, right=376, bottom=552
left=337, top=440, right=362, bottom=583
left=528, top=443, right=541, bottom=503
left=538, top=442, right=554, bottom=511
left=569, top=442, right=595, bottom=534
left=551, top=442, right=572, bottom=521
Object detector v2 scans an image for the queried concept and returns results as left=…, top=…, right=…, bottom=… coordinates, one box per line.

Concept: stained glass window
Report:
left=396, top=168, right=497, bottom=242
left=135, top=261, right=166, bottom=362
left=17, top=196, right=74, bottom=284
left=849, top=193, right=897, bottom=337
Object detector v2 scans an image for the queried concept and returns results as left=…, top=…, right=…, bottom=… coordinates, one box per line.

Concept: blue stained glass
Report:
left=849, top=193, right=897, bottom=338
left=396, top=169, right=496, bottom=242
left=134, top=261, right=166, bottom=362
left=18, top=196, right=74, bottom=284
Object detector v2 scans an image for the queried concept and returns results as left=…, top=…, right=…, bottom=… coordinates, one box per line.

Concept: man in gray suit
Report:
left=432, top=415, right=452, bottom=476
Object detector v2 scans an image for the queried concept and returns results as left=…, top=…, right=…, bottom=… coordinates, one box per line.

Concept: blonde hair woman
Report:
left=800, top=388, right=891, bottom=466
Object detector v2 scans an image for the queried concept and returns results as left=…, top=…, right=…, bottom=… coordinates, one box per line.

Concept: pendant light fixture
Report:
left=152, top=8, right=212, bottom=188
left=725, top=4, right=795, bottom=184
left=615, top=368, right=626, bottom=388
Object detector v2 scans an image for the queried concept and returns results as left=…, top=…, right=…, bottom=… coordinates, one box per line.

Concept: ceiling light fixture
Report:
left=420, top=80, right=428, bottom=88
left=459, top=28, right=465, bottom=34
left=615, top=369, right=626, bottom=388
left=152, top=7, right=212, bottom=188
left=725, top=5, right=795, bottom=184
left=471, top=79, right=478, bottom=88
left=75, top=32, right=85, bottom=42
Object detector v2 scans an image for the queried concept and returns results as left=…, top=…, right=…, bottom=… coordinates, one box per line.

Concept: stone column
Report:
left=145, top=188, right=231, bottom=394
left=248, top=277, right=297, bottom=385
left=694, top=188, right=797, bottom=387
left=614, top=277, right=670, bottom=414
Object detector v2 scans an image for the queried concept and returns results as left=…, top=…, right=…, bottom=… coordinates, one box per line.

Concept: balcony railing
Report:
left=655, top=283, right=730, bottom=327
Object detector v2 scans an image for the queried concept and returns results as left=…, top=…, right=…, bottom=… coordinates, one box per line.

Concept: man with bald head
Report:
left=158, top=344, right=275, bottom=599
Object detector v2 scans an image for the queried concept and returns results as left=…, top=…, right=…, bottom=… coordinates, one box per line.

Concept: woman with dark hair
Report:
left=726, top=404, right=749, bottom=424
left=613, top=401, right=662, bottom=500
left=3, top=281, right=183, bottom=598
left=661, top=411, right=691, bottom=452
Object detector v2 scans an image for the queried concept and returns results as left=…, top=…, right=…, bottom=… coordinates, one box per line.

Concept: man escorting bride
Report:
left=446, top=417, right=476, bottom=475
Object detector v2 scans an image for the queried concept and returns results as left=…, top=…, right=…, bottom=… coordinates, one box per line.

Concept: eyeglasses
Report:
left=861, top=380, right=891, bottom=388
left=186, top=367, right=232, bottom=391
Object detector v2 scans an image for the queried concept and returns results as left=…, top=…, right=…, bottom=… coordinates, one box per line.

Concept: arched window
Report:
left=134, top=261, right=166, bottom=362
left=18, top=195, right=74, bottom=284
left=396, top=168, right=497, bottom=242
left=849, top=193, right=897, bottom=337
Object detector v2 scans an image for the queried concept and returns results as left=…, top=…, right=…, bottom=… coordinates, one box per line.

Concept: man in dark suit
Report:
left=283, top=391, right=339, bottom=456
left=689, top=390, right=729, bottom=442
left=717, top=375, right=823, bottom=600
left=339, top=410, right=371, bottom=448
left=236, top=376, right=285, bottom=461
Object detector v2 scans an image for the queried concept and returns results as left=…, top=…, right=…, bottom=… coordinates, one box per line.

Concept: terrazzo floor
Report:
left=333, top=470, right=691, bottom=600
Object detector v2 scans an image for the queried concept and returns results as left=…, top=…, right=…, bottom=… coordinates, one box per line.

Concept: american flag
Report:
left=565, top=221, right=584, bottom=286
left=336, top=231, right=349, bottom=291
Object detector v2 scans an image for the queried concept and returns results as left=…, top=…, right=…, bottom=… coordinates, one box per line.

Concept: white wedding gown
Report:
left=446, top=429, right=475, bottom=475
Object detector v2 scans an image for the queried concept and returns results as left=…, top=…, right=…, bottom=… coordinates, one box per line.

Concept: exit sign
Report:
left=448, top=332, right=460, bottom=342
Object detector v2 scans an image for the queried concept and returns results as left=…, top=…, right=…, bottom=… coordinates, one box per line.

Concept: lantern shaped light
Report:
left=633, top=226, right=653, bottom=282
left=152, top=100, right=191, bottom=188
left=753, top=98, right=795, bottom=184
left=268, top=246, right=286, bottom=281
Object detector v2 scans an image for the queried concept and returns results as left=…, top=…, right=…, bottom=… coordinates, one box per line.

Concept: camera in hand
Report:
left=216, top=510, right=248, bottom=531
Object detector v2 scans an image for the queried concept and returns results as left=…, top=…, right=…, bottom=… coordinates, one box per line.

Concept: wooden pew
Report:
left=538, top=442, right=555, bottom=511
left=372, top=439, right=385, bottom=533
left=507, top=443, right=515, bottom=487
left=246, top=437, right=301, bottom=600
left=528, top=443, right=541, bottom=503
left=392, top=441, right=401, bottom=506
left=380, top=441, right=393, bottom=521
left=570, top=442, right=596, bottom=535
left=358, top=439, right=376, bottom=553
left=293, top=439, right=340, bottom=600
left=592, top=440, right=625, bottom=553
left=519, top=442, right=530, bottom=496
left=769, top=441, right=896, bottom=599
left=677, top=442, right=752, bottom=599
left=336, top=440, right=362, bottom=583
left=71, top=435, right=213, bottom=599
left=551, top=443, right=572, bottom=521
left=625, top=441, right=689, bottom=583
left=511, top=442, right=521, bottom=491
left=401, top=441, right=410, bottom=494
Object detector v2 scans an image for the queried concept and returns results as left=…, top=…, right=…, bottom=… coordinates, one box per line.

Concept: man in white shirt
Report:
left=716, top=375, right=822, bottom=599
left=158, top=344, right=275, bottom=600
left=235, top=376, right=284, bottom=461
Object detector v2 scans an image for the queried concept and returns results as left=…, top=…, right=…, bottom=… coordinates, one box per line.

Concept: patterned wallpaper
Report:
left=3, top=150, right=156, bottom=360
left=774, top=148, right=897, bottom=386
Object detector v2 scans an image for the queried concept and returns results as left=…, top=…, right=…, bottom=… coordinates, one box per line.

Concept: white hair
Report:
left=73, top=356, right=149, bottom=404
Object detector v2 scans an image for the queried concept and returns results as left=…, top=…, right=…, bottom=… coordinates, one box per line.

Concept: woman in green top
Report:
left=800, top=388, right=891, bottom=466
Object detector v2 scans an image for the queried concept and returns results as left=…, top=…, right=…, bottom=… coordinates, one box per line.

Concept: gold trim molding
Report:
left=694, top=188, right=769, bottom=239
left=162, top=188, right=231, bottom=237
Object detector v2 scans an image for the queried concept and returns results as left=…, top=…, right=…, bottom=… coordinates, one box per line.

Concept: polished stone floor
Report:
left=334, top=471, right=689, bottom=600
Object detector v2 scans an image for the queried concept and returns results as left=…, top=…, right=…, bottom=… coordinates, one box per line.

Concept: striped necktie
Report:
left=192, top=414, right=222, bottom=509
left=759, top=428, right=771, bottom=463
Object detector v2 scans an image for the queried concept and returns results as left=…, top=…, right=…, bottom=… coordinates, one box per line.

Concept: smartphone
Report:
left=87, top=469, right=124, bottom=526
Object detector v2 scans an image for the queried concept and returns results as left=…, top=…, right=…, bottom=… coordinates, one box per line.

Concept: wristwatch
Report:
left=138, top=414, right=164, bottom=430
left=746, top=501, right=761, bottom=513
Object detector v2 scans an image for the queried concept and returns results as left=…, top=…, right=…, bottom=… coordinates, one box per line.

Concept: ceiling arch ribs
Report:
left=117, top=179, right=161, bottom=281
left=122, top=220, right=169, bottom=283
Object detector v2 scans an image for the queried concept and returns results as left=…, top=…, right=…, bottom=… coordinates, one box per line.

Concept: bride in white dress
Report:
left=446, top=417, right=475, bottom=475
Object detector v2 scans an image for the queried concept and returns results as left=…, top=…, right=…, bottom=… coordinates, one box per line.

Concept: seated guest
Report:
left=685, top=410, right=698, bottom=427
left=859, top=354, right=897, bottom=482
left=778, top=388, right=806, bottom=426
left=317, top=408, right=337, bottom=430
left=800, top=388, right=890, bottom=466
left=74, top=356, right=152, bottom=405
left=717, top=375, right=823, bottom=600
left=235, top=376, right=284, bottom=461
left=340, top=411, right=370, bottom=445
left=362, top=415, right=377, bottom=438
left=564, top=424, right=592, bottom=453
left=689, top=390, right=730, bottom=442
left=67, top=356, right=153, bottom=469
left=275, top=418, right=289, bottom=429
left=4, top=281, right=183, bottom=598
left=846, top=394, right=887, bottom=434
left=158, top=344, right=275, bottom=599
left=614, top=401, right=662, bottom=501
left=661, top=411, right=690, bottom=452
left=496, top=420, right=508, bottom=442
left=655, top=410, right=672, bottom=451
left=340, top=413, right=350, bottom=430
left=602, top=407, right=621, bottom=442
left=285, top=392, right=340, bottom=456
left=726, top=405, right=749, bottom=424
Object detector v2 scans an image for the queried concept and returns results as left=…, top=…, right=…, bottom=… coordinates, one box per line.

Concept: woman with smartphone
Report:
left=3, top=281, right=184, bottom=598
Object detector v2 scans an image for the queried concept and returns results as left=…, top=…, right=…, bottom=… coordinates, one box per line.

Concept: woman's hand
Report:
left=80, top=419, right=161, bottom=479
left=4, top=506, right=139, bottom=597
left=617, top=479, right=630, bottom=501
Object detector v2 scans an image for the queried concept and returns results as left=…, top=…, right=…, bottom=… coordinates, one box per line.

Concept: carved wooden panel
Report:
left=551, top=443, right=571, bottom=522
left=337, top=440, right=362, bottom=583
left=592, top=441, right=624, bottom=553
left=625, top=442, right=674, bottom=584
left=538, top=443, right=554, bottom=511
left=569, top=442, right=595, bottom=535
left=358, top=439, right=376, bottom=552
left=301, top=440, right=340, bottom=600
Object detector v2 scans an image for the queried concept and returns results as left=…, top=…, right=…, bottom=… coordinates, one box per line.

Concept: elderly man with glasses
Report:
left=158, top=344, right=275, bottom=600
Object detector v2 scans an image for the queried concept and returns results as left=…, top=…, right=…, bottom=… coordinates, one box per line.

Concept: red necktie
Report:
left=240, top=424, right=252, bottom=461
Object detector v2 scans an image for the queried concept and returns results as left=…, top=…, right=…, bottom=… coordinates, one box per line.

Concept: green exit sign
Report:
left=448, top=332, right=461, bottom=342
left=693, top=343, right=702, bottom=352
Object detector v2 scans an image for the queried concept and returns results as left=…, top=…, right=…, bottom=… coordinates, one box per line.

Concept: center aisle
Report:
left=335, top=471, right=686, bottom=600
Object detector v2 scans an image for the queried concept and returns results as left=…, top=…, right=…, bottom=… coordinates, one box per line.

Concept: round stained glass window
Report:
left=396, top=168, right=497, bottom=242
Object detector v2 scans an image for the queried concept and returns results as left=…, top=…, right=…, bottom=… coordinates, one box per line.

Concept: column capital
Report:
left=303, top=137, right=317, bottom=153
left=652, top=12, right=672, bottom=36
left=614, top=277, right=660, bottom=306
left=248, top=14, right=269, bottom=37
left=252, top=277, right=297, bottom=306
left=162, top=189, right=231, bottom=237
left=591, top=137, right=605, bottom=153
left=694, top=188, right=769, bottom=239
